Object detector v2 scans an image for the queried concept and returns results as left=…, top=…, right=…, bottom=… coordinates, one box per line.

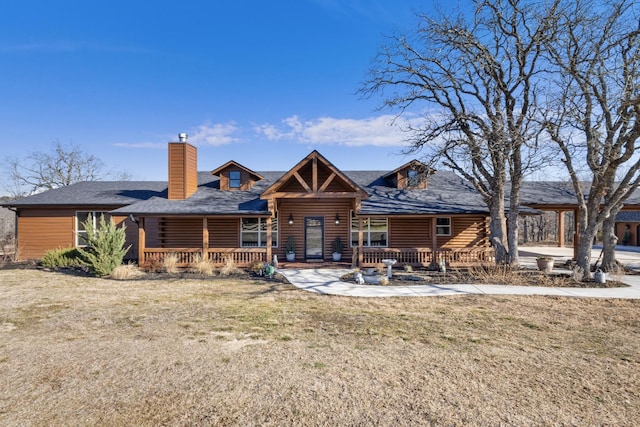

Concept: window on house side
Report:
left=229, top=170, right=241, bottom=188
left=240, top=217, right=278, bottom=247
left=436, top=217, right=451, bottom=236
left=350, top=213, right=388, bottom=247
left=76, top=211, right=112, bottom=246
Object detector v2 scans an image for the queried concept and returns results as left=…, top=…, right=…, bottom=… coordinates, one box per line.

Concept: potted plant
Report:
left=285, top=235, right=296, bottom=262
left=332, top=236, right=345, bottom=261
left=536, top=256, right=554, bottom=273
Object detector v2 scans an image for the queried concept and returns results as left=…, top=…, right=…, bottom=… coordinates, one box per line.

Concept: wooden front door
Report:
left=305, top=217, right=324, bottom=260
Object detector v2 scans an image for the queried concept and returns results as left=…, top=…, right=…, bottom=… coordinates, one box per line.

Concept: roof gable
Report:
left=383, top=159, right=432, bottom=189
left=260, top=150, right=369, bottom=200
left=210, top=160, right=263, bottom=191
left=210, top=160, right=263, bottom=180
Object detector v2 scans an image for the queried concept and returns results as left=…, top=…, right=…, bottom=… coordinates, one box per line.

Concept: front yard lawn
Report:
left=1, top=268, right=638, bottom=425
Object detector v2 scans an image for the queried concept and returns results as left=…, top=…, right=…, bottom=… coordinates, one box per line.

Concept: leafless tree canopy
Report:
left=3, top=141, right=131, bottom=197
left=542, top=0, right=640, bottom=276
left=361, top=0, right=562, bottom=264
left=362, top=0, right=640, bottom=274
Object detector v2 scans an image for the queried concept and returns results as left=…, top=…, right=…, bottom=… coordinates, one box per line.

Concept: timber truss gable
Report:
left=260, top=150, right=369, bottom=209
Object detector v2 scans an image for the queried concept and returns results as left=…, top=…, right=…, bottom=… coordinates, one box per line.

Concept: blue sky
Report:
left=0, top=0, right=454, bottom=188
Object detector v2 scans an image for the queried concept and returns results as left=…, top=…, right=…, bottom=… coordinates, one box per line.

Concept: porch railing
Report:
left=142, top=248, right=267, bottom=267
left=141, top=246, right=494, bottom=269
left=360, top=247, right=495, bottom=267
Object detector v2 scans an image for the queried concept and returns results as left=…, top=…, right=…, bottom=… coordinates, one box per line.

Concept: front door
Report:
left=305, top=217, right=324, bottom=260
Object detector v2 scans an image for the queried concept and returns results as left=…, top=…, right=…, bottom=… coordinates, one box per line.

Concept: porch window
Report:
left=76, top=211, right=112, bottom=246
left=229, top=170, right=241, bottom=188
left=241, top=217, right=278, bottom=247
left=351, top=214, right=388, bottom=247
left=436, top=217, right=451, bottom=236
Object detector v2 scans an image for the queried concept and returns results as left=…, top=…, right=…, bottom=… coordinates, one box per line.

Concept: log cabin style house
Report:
left=3, top=136, right=499, bottom=268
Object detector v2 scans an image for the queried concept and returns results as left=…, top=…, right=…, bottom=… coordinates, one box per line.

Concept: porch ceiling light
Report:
left=288, top=214, right=294, bottom=226
left=335, top=214, right=340, bottom=225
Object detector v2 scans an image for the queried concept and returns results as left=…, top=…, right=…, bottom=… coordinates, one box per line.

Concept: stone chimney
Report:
left=168, top=133, right=198, bottom=200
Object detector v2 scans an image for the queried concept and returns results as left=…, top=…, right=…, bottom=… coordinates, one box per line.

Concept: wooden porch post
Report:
left=202, top=217, right=209, bottom=254
left=558, top=210, right=565, bottom=247
left=267, top=199, right=274, bottom=263
left=137, top=217, right=146, bottom=263
left=431, top=216, right=438, bottom=264
left=358, top=217, right=364, bottom=266
left=266, top=216, right=273, bottom=263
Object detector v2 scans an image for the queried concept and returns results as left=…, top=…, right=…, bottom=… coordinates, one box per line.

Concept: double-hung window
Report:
left=76, top=211, right=111, bottom=246
left=229, top=170, right=241, bottom=189
left=351, top=214, right=388, bottom=247
left=240, top=217, right=278, bottom=247
left=436, top=217, right=451, bottom=236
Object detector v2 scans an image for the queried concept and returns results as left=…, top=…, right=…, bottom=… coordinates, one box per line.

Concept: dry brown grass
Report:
left=162, top=252, right=180, bottom=274
left=110, top=263, right=144, bottom=280
left=219, top=256, right=242, bottom=276
left=0, top=267, right=638, bottom=426
left=189, top=252, right=214, bottom=276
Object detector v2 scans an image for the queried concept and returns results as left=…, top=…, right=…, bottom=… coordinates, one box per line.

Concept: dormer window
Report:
left=229, top=170, right=241, bottom=189
left=211, top=161, right=264, bottom=191
left=382, top=160, right=431, bottom=189
left=408, top=169, right=419, bottom=187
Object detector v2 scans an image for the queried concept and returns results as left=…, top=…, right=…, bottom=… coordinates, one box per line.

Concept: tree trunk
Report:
left=488, top=200, right=508, bottom=263
left=575, top=205, right=596, bottom=280
left=601, top=212, right=619, bottom=272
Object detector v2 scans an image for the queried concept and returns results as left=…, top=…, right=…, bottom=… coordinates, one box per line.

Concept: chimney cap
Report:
left=178, top=132, right=188, bottom=142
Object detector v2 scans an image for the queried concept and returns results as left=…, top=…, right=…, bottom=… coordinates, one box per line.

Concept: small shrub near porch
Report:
left=78, top=215, right=131, bottom=277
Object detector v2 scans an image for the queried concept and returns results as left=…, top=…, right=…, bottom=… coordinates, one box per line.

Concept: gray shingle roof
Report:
left=111, top=170, right=491, bottom=216
left=10, top=169, right=640, bottom=217
left=517, top=181, right=583, bottom=206
left=615, top=211, right=640, bottom=222
left=1, top=181, right=169, bottom=207
left=355, top=170, right=489, bottom=215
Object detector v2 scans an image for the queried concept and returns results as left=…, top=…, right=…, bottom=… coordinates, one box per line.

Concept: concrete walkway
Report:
left=279, top=246, right=640, bottom=299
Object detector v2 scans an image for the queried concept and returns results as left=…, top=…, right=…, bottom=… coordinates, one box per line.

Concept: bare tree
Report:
left=3, top=141, right=131, bottom=197
left=543, top=0, right=640, bottom=278
left=361, top=0, right=560, bottom=265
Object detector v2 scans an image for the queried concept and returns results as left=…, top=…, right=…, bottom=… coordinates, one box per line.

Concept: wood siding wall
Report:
left=16, top=208, right=135, bottom=261
left=168, top=142, right=198, bottom=200
left=277, top=199, right=352, bottom=261
left=209, top=218, right=239, bottom=247
left=388, top=217, right=430, bottom=246
left=156, top=217, right=241, bottom=248
left=159, top=218, right=202, bottom=247
left=17, top=209, right=75, bottom=260
left=439, top=216, right=488, bottom=248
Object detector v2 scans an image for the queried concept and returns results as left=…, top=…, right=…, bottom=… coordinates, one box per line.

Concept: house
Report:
left=1, top=135, right=496, bottom=268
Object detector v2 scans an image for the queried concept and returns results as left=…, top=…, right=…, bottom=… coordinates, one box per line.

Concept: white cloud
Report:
left=255, top=115, right=414, bottom=147
left=189, top=121, right=241, bottom=146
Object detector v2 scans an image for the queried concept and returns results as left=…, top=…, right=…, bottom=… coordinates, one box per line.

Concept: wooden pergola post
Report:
left=558, top=210, right=565, bottom=247
left=573, top=208, right=579, bottom=260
